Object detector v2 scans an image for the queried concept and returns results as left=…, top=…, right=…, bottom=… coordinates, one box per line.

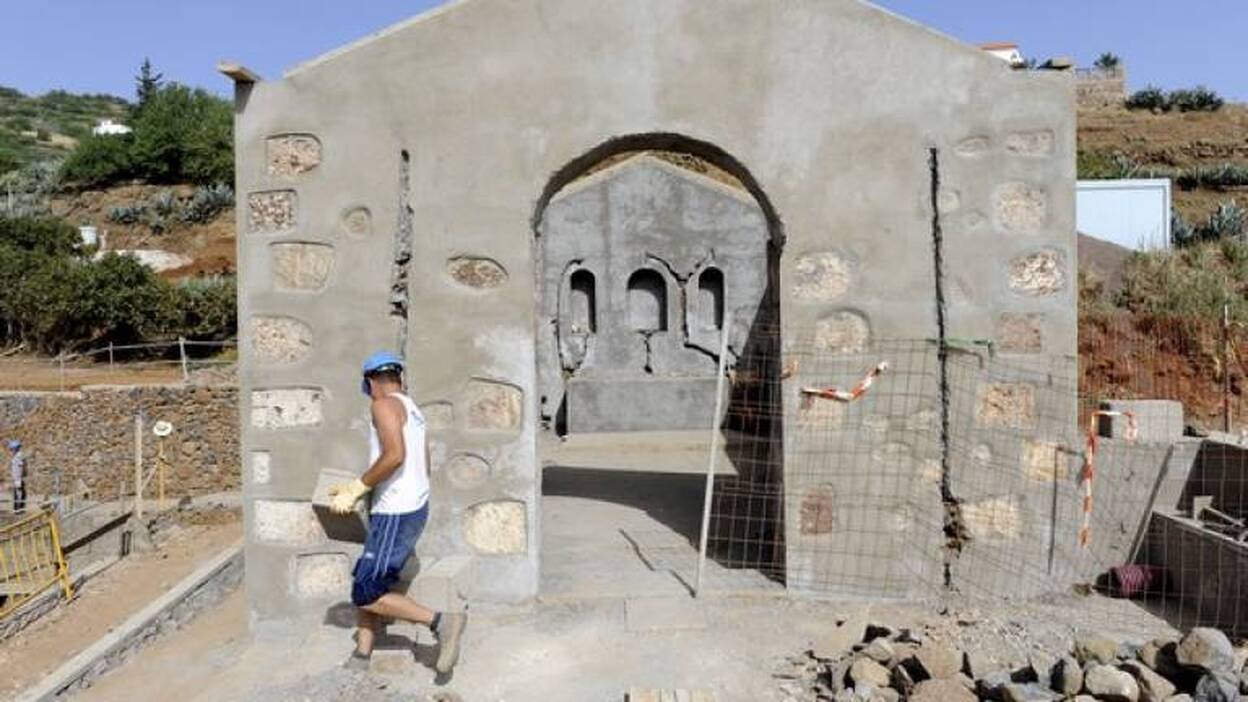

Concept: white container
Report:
left=79, top=226, right=98, bottom=247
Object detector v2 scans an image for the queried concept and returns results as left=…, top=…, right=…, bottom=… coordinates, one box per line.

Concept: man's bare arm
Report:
left=360, top=397, right=406, bottom=487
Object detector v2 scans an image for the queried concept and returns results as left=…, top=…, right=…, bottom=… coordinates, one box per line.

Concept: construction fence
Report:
left=0, top=507, right=73, bottom=620
left=694, top=321, right=1248, bottom=639
left=0, top=339, right=237, bottom=392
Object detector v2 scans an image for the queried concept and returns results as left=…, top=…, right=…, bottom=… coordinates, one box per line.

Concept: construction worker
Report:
left=7, top=440, right=25, bottom=513
left=328, top=351, right=466, bottom=673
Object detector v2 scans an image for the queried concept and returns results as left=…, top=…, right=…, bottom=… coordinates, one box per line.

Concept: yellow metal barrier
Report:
left=0, top=508, right=74, bottom=619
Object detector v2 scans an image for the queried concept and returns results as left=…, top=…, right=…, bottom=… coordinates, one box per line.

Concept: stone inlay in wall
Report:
left=447, top=257, right=507, bottom=289
left=792, top=251, right=852, bottom=302
left=1023, top=439, right=1065, bottom=481
left=420, top=402, right=454, bottom=431
left=247, top=190, right=297, bottom=233
left=799, top=485, right=836, bottom=535
left=266, top=134, right=322, bottom=177
left=975, top=383, right=1035, bottom=429
left=446, top=453, right=490, bottom=489
left=956, top=136, right=992, bottom=157
left=997, top=313, right=1044, bottom=353
left=464, top=379, right=522, bottom=432
left=271, top=243, right=334, bottom=292
left=251, top=451, right=271, bottom=485
left=961, top=495, right=1021, bottom=541
left=1004, top=130, right=1055, bottom=157
left=293, top=553, right=351, bottom=598
left=254, top=499, right=324, bottom=545
left=1008, top=250, right=1065, bottom=297
left=251, top=388, right=324, bottom=429
left=813, top=311, right=870, bottom=353
left=342, top=207, right=372, bottom=238
left=463, top=499, right=527, bottom=554
left=251, top=316, right=312, bottom=364
left=995, top=182, right=1047, bottom=234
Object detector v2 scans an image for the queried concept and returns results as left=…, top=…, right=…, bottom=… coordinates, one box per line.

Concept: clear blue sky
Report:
left=2, top=1, right=1243, bottom=102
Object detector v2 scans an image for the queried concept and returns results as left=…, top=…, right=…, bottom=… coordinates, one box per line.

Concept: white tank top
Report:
left=368, top=393, right=430, bottom=515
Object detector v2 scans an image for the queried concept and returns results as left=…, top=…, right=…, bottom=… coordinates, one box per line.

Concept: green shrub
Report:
left=1126, top=86, right=1168, bottom=112
left=0, top=215, right=79, bottom=255
left=178, top=184, right=233, bottom=224
left=129, top=84, right=233, bottom=185
left=1175, top=163, right=1248, bottom=191
left=59, top=133, right=135, bottom=186
left=1169, top=85, right=1223, bottom=112
left=106, top=204, right=145, bottom=225
left=1205, top=200, right=1246, bottom=240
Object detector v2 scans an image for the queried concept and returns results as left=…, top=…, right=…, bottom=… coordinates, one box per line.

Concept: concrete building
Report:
left=91, top=119, right=132, bottom=136
left=226, top=0, right=1076, bottom=628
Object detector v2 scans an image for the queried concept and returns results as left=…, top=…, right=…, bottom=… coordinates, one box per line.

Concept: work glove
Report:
left=328, top=478, right=371, bottom=514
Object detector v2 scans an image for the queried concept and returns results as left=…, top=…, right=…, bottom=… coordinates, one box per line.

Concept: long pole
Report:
left=179, top=337, right=189, bottom=383
left=133, top=413, right=143, bottom=521
left=695, top=324, right=732, bottom=597
left=1224, top=303, right=1232, bottom=433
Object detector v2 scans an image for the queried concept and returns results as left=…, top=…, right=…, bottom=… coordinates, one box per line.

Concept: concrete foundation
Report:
left=231, top=0, right=1076, bottom=625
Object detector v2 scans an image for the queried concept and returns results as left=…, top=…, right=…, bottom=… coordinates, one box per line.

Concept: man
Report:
left=328, top=351, right=466, bottom=673
left=7, top=440, right=25, bottom=513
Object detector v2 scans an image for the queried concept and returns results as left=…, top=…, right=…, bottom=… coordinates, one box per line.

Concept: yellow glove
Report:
left=328, top=478, right=370, bottom=514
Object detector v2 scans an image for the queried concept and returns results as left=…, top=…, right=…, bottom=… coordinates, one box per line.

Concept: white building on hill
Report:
left=91, top=119, right=132, bottom=136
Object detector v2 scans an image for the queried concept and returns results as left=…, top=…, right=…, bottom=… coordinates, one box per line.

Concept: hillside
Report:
left=0, top=86, right=130, bottom=173
left=1077, top=103, right=1248, bottom=223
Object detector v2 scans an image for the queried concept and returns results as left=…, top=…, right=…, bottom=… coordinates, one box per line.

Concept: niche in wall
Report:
left=568, top=269, right=597, bottom=333
left=627, top=268, right=668, bottom=332
left=697, top=266, right=725, bottom=331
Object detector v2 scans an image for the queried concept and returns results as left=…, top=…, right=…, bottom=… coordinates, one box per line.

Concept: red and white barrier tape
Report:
left=1079, top=409, right=1138, bottom=548
left=800, top=361, right=890, bottom=403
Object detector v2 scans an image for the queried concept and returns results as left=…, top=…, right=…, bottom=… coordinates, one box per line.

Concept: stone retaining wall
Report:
left=0, top=386, right=238, bottom=499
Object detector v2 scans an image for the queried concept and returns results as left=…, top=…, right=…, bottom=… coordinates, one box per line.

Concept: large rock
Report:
left=1084, top=663, right=1141, bottom=702
left=1141, top=640, right=1183, bottom=679
left=909, top=644, right=963, bottom=680
left=1193, top=672, right=1240, bottom=702
left=910, top=679, right=975, bottom=702
left=1052, top=655, right=1085, bottom=697
left=1002, top=682, right=1061, bottom=701
left=1178, top=629, right=1237, bottom=674
left=1076, top=633, right=1122, bottom=666
left=849, top=658, right=891, bottom=689
left=863, top=638, right=896, bottom=665
left=1121, top=660, right=1177, bottom=702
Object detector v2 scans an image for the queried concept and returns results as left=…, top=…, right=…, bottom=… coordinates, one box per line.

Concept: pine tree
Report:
left=135, top=58, right=164, bottom=109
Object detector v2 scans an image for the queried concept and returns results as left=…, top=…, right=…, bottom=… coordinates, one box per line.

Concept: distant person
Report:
left=7, top=440, right=25, bottom=513
left=328, top=351, right=466, bottom=673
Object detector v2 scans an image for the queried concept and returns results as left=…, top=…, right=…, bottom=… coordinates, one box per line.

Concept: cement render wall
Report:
left=233, top=0, right=1076, bottom=623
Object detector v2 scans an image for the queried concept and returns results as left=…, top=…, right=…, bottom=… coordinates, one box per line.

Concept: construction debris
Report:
left=773, top=622, right=1248, bottom=701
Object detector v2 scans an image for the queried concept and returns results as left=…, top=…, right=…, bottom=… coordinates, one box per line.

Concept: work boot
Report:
left=433, top=611, right=467, bottom=673
left=343, top=649, right=371, bottom=672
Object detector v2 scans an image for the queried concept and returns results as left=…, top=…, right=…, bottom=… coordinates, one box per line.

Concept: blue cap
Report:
left=361, top=351, right=404, bottom=395
left=6, top=440, right=20, bottom=451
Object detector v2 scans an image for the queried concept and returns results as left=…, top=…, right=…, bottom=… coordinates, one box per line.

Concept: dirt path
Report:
left=0, top=510, right=241, bottom=699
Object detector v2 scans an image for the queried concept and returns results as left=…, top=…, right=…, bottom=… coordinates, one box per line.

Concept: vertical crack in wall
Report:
left=390, top=150, right=414, bottom=356
left=929, top=147, right=968, bottom=590
left=640, top=331, right=656, bottom=374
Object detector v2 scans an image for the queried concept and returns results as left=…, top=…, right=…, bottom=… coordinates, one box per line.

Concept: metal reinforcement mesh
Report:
left=699, top=326, right=1248, bottom=639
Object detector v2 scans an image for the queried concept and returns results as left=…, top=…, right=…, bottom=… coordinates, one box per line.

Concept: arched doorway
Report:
left=533, top=134, right=785, bottom=597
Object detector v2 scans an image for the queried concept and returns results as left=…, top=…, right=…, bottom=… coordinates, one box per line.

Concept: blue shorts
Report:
left=351, top=505, right=428, bottom=607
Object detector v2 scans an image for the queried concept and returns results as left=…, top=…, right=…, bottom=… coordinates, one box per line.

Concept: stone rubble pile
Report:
left=775, top=623, right=1248, bottom=701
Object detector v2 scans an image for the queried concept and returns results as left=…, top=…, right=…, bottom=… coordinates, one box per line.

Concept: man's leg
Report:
left=360, top=592, right=434, bottom=626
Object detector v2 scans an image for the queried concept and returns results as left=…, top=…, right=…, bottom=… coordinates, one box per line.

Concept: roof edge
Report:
left=284, top=0, right=477, bottom=79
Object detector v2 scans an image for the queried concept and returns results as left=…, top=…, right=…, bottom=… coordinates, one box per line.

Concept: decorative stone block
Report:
left=247, top=190, right=297, bottom=233
left=266, top=134, right=322, bottom=177
left=446, top=453, right=490, bottom=489
left=1023, top=439, right=1065, bottom=481
left=293, top=553, right=351, bottom=598
left=813, top=311, right=869, bottom=353
left=464, top=379, right=522, bottom=432
left=956, top=136, right=991, bottom=157
left=271, top=243, right=333, bottom=291
left=254, top=499, right=324, bottom=546
left=792, top=252, right=852, bottom=302
left=251, top=316, right=312, bottom=363
left=961, top=495, right=1021, bottom=541
left=997, top=313, right=1043, bottom=353
left=995, top=183, right=1047, bottom=234
left=251, top=451, right=271, bottom=485
left=421, top=402, right=454, bottom=431
left=1005, top=130, right=1055, bottom=157
left=447, top=257, right=507, bottom=289
left=799, top=485, right=836, bottom=535
left=251, top=388, right=324, bottom=429
left=1008, top=250, right=1065, bottom=297
left=975, top=383, right=1035, bottom=429
left=341, top=207, right=372, bottom=238
left=463, top=500, right=527, bottom=555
